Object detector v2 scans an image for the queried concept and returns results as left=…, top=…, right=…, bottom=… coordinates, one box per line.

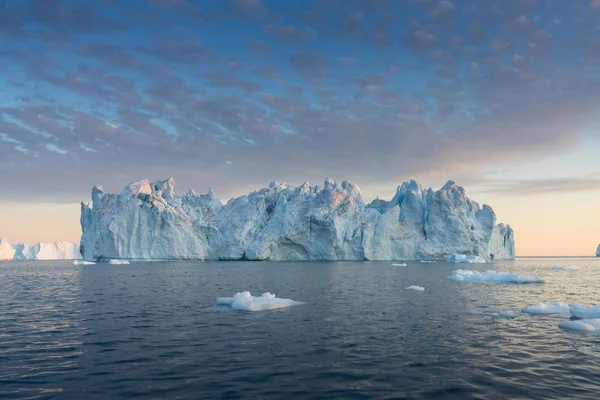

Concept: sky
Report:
left=0, top=0, right=599, bottom=255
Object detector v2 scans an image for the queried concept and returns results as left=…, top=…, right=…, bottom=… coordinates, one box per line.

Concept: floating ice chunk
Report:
left=108, top=259, right=130, bottom=265
left=216, top=291, right=304, bottom=311
left=392, top=263, right=407, bottom=267
left=420, top=260, right=436, bottom=263
left=447, top=254, right=487, bottom=264
left=569, top=303, right=600, bottom=319
left=73, top=260, right=96, bottom=265
left=468, top=309, right=484, bottom=315
left=559, top=318, right=600, bottom=333
left=498, top=310, right=518, bottom=318
left=448, top=269, right=544, bottom=283
left=521, top=302, right=570, bottom=315
left=552, top=265, right=581, bottom=271
left=405, top=285, right=424, bottom=291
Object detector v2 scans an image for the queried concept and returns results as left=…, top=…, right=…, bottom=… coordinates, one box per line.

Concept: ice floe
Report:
left=551, top=265, right=581, bottom=271
left=448, top=269, right=544, bottom=283
left=108, top=259, right=130, bottom=265
left=569, top=303, right=600, bottom=319
left=468, top=310, right=517, bottom=318
left=419, top=260, right=436, bottom=263
left=447, top=254, right=487, bottom=264
left=392, top=263, right=407, bottom=267
left=73, top=260, right=96, bottom=265
left=521, top=302, right=570, bottom=315
left=405, top=285, right=424, bottom=291
left=216, top=291, right=305, bottom=311
left=559, top=319, right=600, bottom=333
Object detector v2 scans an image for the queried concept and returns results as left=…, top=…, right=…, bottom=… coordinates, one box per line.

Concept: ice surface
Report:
left=551, top=265, right=581, bottom=271
left=405, top=285, right=425, bottom=291
left=469, top=310, right=517, bottom=318
left=419, top=260, right=436, bottom=263
left=448, top=269, right=544, bottom=283
left=559, top=319, right=600, bottom=333
left=392, top=263, right=407, bottom=267
left=468, top=310, right=484, bottom=315
left=569, top=303, right=600, bottom=319
left=498, top=311, right=518, bottom=318
left=447, top=254, right=487, bottom=263
left=108, top=259, right=130, bottom=265
left=0, top=238, right=13, bottom=260
left=79, top=177, right=515, bottom=261
left=521, top=302, right=570, bottom=315
left=0, top=238, right=81, bottom=260
left=73, top=260, right=96, bottom=265
left=216, top=291, right=304, bottom=311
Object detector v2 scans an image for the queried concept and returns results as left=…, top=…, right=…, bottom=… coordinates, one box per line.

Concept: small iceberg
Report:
left=448, top=270, right=544, bottom=283
left=498, top=310, right=518, bottom=318
left=551, top=265, right=581, bottom=271
left=521, top=302, right=570, bottom=315
left=419, top=260, right=436, bottom=263
left=108, top=259, right=130, bottom=265
left=405, top=285, right=424, bottom=291
left=469, top=310, right=517, bottom=318
left=569, top=303, right=600, bottom=319
left=216, top=291, right=305, bottom=311
left=447, top=254, right=487, bottom=264
left=559, top=318, right=600, bottom=333
left=392, top=263, right=407, bottom=267
left=73, top=260, right=96, bottom=265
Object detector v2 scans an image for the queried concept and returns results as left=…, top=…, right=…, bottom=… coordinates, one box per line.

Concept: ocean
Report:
left=1, top=258, right=600, bottom=399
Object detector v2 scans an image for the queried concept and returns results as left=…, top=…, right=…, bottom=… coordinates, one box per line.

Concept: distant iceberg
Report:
left=551, top=265, right=580, bottom=271
left=448, top=269, right=544, bottom=283
left=521, top=302, right=570, bottom=315
left=108, top=259, right=130, bottom=265
left=73, top=260, right=96, bottom=265
left=559, top=319, right=600, bottom=333
left=79, top=177, right=515, bottom=262
left=217, top=291, right=304, bottom=311
left=447, top=254, right=487, bottom=264
left=596, top=244, right=600, bottom=257
left=0, top=237, right=81, bottom=260
left=392, top=263, right=407, bottom=267
left=405, top=285, right=425, bottom=291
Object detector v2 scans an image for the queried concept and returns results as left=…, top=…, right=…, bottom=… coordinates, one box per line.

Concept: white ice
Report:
left=521, top=302, right=570, bottom=315
left=216, top=291, right=304, bottom=311
left=419, top=260, right=436, bottom=263
left=448, top=269, right=544, bottom=283
left=405, top=285, right=425, bottom=291
left=73, top=260, right=96, bottom=265
left=569, top=303, right=600, bottom=319
left=108, top=259, right=130, bottom=265
left=447, top=254, right=488, bottom=264
left=469, top=310, right=517, bottom=318
left=559, top=319, right=600, bottom=333
left=551, top=265, right=581, bottom=271
left=392, top=263, right=407, bottom=267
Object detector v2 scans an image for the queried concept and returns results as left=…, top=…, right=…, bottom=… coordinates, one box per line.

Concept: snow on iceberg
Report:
left=569, top=303, right=600, bottom=319
left=216, top=291, right=305, bottom=311
left=405, top=285, right=425, bottom=291
left=447, top=254, right=487, bottom=263
left=559, top=319, right=600, bottom=333
left=392, top=263, right=407, bottom=267
left=551, top=265, right=581, bottom=271
left=79, top=177, right=515, bottom=261
left=73, top=260, right=96, bottom=265
left=448, top=270, right=544, bottom=283
left=521, top=302, right=570, bottom=315
left=108, top=259, right=130, bottom=265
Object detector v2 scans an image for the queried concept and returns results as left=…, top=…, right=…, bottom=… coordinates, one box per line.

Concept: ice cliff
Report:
left=80, top=177, right=515, bottom=262
left=0, top=238, right=81, bottom=260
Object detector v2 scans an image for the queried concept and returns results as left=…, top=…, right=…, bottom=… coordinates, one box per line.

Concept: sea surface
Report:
left=1, top=258, right=600, bottom=399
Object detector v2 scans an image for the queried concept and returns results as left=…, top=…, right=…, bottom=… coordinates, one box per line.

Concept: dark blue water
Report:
left=1, top=258, right=600, bottom=399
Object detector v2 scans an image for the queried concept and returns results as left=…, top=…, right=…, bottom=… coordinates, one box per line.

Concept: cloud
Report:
left=475, top=175, right=600, bottom=195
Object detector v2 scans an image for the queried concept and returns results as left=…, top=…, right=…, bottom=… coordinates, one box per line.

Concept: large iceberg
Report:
left=79, top=177, right=515, bottom=261
left=0, top=238, right=81, bottom=260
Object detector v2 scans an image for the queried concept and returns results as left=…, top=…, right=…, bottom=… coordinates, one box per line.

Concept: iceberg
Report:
left=0, top=238, right=81, bottom=260
left=108, top=259, right=130, bottom=265
left=596, top=244, right=600, bottom=257
left=447, top=254, right=487, bottom=263
left=521, top=302, right=570, bottom=315
left=551, top=265, right=580, bottom=271
left=448, top=269, right=544, bottom=283
left=216, top=291, right=304, bottom=311
left=79, top=177, right=515, bottom=262
left=73, top=260, right=96, bottom=265
left=405, top=285, right=425, bottom=291
left=569, top=303, right=600, bottom=319
left=559, top=319, right=600, bottom=333
left=392, top=263, right=407, bottom=267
